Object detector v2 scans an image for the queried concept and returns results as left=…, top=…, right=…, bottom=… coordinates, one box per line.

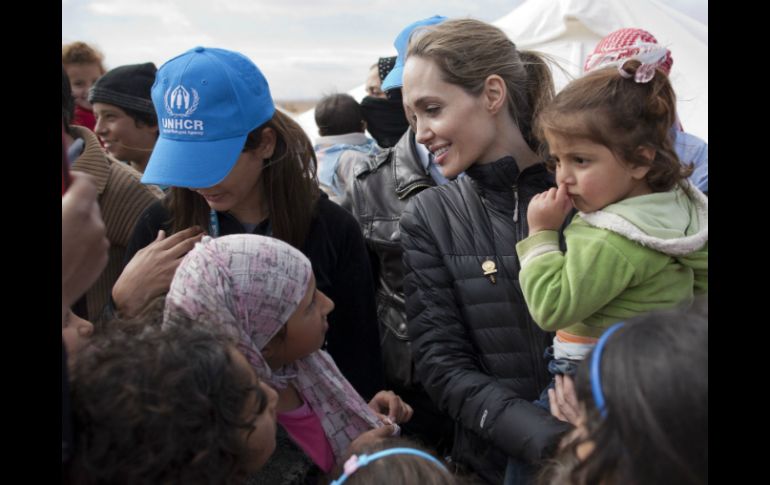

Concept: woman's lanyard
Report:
left=208, top=208, right=272, bottom=238
left=209, top=208, right=221, bottom=238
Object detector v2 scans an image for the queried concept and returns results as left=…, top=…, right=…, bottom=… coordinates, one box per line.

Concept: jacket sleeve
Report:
left=98, top=200, right=170, bottom=324
left=400, top=200, right=569, bottom=463
left=332, top=151, right=369, bottom=213
left=101, top=163, right=163, bottom=248
left=322, top=204, right=384, bottom=401
left=516, top=227, right=636, bottom=331
left=121, top=200, right=171, bottom=271
left=689, top=241, right=708, bottom=295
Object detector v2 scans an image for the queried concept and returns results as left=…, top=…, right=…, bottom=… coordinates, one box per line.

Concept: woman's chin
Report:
left=439, top=165, right=460, bottom=179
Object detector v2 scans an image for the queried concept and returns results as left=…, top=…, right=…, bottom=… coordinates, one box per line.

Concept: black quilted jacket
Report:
left=400, top=156, right=571, bottom=484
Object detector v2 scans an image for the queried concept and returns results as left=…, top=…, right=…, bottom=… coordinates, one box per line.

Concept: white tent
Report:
left=297, top=0, right=708, bottom=142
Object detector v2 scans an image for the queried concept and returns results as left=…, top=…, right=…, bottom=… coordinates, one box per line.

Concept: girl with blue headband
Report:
left=544, top=304, right=707, bottom=485
left=330, top=438, right=458, bottom=485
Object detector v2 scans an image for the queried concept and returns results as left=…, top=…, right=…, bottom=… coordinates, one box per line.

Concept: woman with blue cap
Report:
left=113, top=46, right=385, bottom=402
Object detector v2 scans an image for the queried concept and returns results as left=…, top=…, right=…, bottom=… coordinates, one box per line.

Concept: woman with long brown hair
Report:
left=112, top=46, right=384, bottom=400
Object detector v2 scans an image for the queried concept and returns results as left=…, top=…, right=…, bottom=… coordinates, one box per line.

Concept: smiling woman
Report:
left=403, top=55, right=513, bottom=178
left=398, top=18, right=570, bottom=484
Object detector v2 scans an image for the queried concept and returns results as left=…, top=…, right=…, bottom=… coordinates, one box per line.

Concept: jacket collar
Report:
left=465, top=157, right=554, bottom=219
left=391, top=128, right=435, bottom=197
left=579, top=182, right=708, bottom=257
left=466, top=156, right=551, bottom=190
left=70, top=125, right=112, bottom=195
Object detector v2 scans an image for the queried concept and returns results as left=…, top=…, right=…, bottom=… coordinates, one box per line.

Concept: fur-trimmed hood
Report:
left=579, top=182, right=708, bottom=257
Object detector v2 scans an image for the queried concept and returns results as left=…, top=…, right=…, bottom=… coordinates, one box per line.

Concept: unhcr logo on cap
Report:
left=162, top=85, right=204, bottom=135
left=164, top=85, right=200, bottom=117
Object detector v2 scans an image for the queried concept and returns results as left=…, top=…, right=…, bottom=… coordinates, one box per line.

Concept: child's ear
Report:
left=260, top=339, right=278, bottom=366
left=631, top=146, right=655, bottom=180
left=483, top=74, right=507, bottom=115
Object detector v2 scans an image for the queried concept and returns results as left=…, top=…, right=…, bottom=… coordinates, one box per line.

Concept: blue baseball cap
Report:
left=381, top=15, right=447, bottom=93
left=142, top=46, right=276, bottom=189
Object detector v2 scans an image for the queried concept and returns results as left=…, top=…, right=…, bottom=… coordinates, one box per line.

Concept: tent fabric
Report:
left=298, top=0, right=707, bottom=142
left=493, top=0, right=707, bottom=141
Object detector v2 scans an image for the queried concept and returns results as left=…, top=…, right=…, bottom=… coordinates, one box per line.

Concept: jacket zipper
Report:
left=512, top=184, right=520, bottom=223
left=512, top=181, right=548, bottom=389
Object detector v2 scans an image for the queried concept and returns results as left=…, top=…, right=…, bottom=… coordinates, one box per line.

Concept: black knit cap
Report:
left=88, top=62, right=157, bottom=115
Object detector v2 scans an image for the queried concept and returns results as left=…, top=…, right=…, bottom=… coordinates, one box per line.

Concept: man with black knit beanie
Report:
left=88, top=62, right=158, bottom=173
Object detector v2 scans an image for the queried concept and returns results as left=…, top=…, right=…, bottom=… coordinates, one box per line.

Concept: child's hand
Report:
left=346, top=423, right=400, bottom=455
left=527, top=184, right=573, bottom=235
left=549, top=374, right=581, bottom=426
left=367, top=390, right=413, bottom=424
left=112, top=226, right=205, bottom=318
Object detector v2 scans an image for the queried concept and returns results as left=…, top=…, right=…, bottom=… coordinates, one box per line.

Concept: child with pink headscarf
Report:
left=163, top=234, right=412, bottom=479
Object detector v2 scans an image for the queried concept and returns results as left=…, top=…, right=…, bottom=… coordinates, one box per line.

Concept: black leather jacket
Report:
left=350, top=129, right=435, bottom=387
left=400, top=156, right=571, bottom=484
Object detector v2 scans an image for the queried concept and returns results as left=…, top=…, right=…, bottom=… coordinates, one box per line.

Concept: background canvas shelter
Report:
left=296, top=0, right=708, bottom=143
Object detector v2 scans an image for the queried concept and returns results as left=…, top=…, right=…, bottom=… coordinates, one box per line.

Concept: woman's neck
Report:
left=503, top=115, right=540, bottom=171
left=478, top=113, right=540, bottom=171
left=229, top=187, right=269, bottom=225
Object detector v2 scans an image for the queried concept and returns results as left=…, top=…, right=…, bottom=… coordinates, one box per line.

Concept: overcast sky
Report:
left=63, top=0, right=707, bottom=101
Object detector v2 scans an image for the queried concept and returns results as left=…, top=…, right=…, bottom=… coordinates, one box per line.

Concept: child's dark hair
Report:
left=315, top=93, right=365, bottom=136
left=69, top=324, right=269, bottom=484
left=540, top=300, right=708, bottom=485
left=95, top=294, right=166, bottom=335
left=333, top=437, right=458, bottom=484
left=536, top=60, right=692, bottom=192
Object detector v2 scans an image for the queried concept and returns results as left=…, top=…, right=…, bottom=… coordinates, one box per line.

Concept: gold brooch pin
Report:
left=482, top=260, right=497, bottom=284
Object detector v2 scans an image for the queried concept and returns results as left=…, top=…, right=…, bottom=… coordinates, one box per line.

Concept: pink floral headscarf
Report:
left=163, top=234, right=381, bottom=460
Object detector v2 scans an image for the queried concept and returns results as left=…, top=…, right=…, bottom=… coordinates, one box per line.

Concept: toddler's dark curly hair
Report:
left=69, top=324, right=269, bottom=484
